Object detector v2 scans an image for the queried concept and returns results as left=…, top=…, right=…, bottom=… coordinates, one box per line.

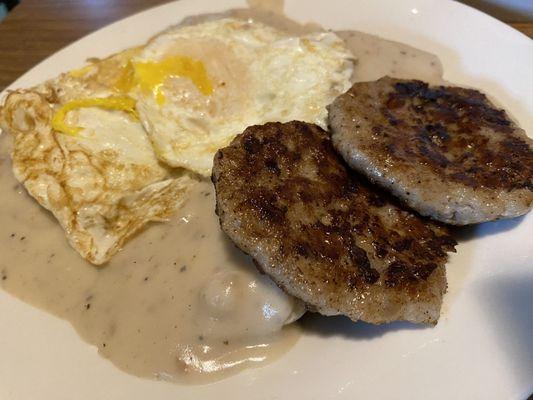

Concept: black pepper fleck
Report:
left=223, top=340, right=229, bottom=345
left=20, top=236, right=26, bottom=241
left=180, top=265, right=187, bottom=272
left=10, top=233, right=15, bottom=238
left=85, top=303, right=91, bottom=310
left=144, top=276, right=149, bottom=281
left=198, top=335, right=204, bottom=341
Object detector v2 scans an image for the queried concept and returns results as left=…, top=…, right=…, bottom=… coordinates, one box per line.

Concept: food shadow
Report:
left=298, top=312, right=429, bottom=340
left=451, top=214, right=526, bottom=243
left=474, top=273, right=533, bottom=389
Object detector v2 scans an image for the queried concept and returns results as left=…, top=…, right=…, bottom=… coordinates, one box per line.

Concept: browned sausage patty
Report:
left=212, top=121, right=456, bottom=324
left=328, top=77, right=533, bottom=225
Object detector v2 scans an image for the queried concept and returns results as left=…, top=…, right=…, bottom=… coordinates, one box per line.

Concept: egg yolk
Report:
left=132, top=55, right=214, bottom=104
left=112, top=62, right=136, bottom=94
left=53, top=55, right=212, bottom=135
left=52, top=96, right=139, bottom=136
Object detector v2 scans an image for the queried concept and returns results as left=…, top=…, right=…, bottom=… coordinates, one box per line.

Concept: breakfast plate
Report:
left=0, top=0, right=531, bottom=399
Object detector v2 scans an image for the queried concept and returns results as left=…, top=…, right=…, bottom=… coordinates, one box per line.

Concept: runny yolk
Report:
left=52, top=96, right=139, bottom=136
left=112, top=62, right=136, bottom=94
left=132, top=56, right=214, bottom=105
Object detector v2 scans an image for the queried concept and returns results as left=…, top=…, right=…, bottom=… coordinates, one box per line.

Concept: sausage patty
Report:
left=212, top=121, right=456, bottom=324
left=328, top=77, right=533, bottom=225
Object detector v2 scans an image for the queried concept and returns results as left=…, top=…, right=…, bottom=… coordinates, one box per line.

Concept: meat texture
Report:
left=212, top=121, right=456, bottom=324
left=328, top=77, right=533, bottom=225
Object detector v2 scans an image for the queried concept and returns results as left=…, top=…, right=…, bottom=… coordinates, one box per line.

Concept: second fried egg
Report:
left=130, top=18, right=355, bottom=176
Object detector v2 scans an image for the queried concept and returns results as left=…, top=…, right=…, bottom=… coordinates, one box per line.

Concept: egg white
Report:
left=132, top=18, right=355, bottom=176
left=0, top=53, right=192, bottom=265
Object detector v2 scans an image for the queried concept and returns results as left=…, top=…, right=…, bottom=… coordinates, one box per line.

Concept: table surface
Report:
left=0, top=0, right=531, bottom=91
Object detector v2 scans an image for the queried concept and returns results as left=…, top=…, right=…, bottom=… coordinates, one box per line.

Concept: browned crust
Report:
left=0, top=88, right=190, bottom=265
left=328, top=77, right=533, bottom=224
left=212, top=121, right=456, bottom=324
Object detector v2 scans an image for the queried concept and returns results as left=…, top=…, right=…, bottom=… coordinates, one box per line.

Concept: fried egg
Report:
left=0, top=17, right=355, bottom=263
left=129, top=18, right=354, bottom=175
left=46, top=19, right=354, bottom=177
left=0, top=50, right=192, bottom=265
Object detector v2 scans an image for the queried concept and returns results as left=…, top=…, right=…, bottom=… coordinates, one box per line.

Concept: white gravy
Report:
left=0, top=5, right=443, bottom=385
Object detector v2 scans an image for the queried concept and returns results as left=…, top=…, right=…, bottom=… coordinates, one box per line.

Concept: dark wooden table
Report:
left=0, top=0, right=531, bottom=91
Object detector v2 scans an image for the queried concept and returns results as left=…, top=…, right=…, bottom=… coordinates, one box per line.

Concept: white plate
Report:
left=1, top=1, right=532, bottom=399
